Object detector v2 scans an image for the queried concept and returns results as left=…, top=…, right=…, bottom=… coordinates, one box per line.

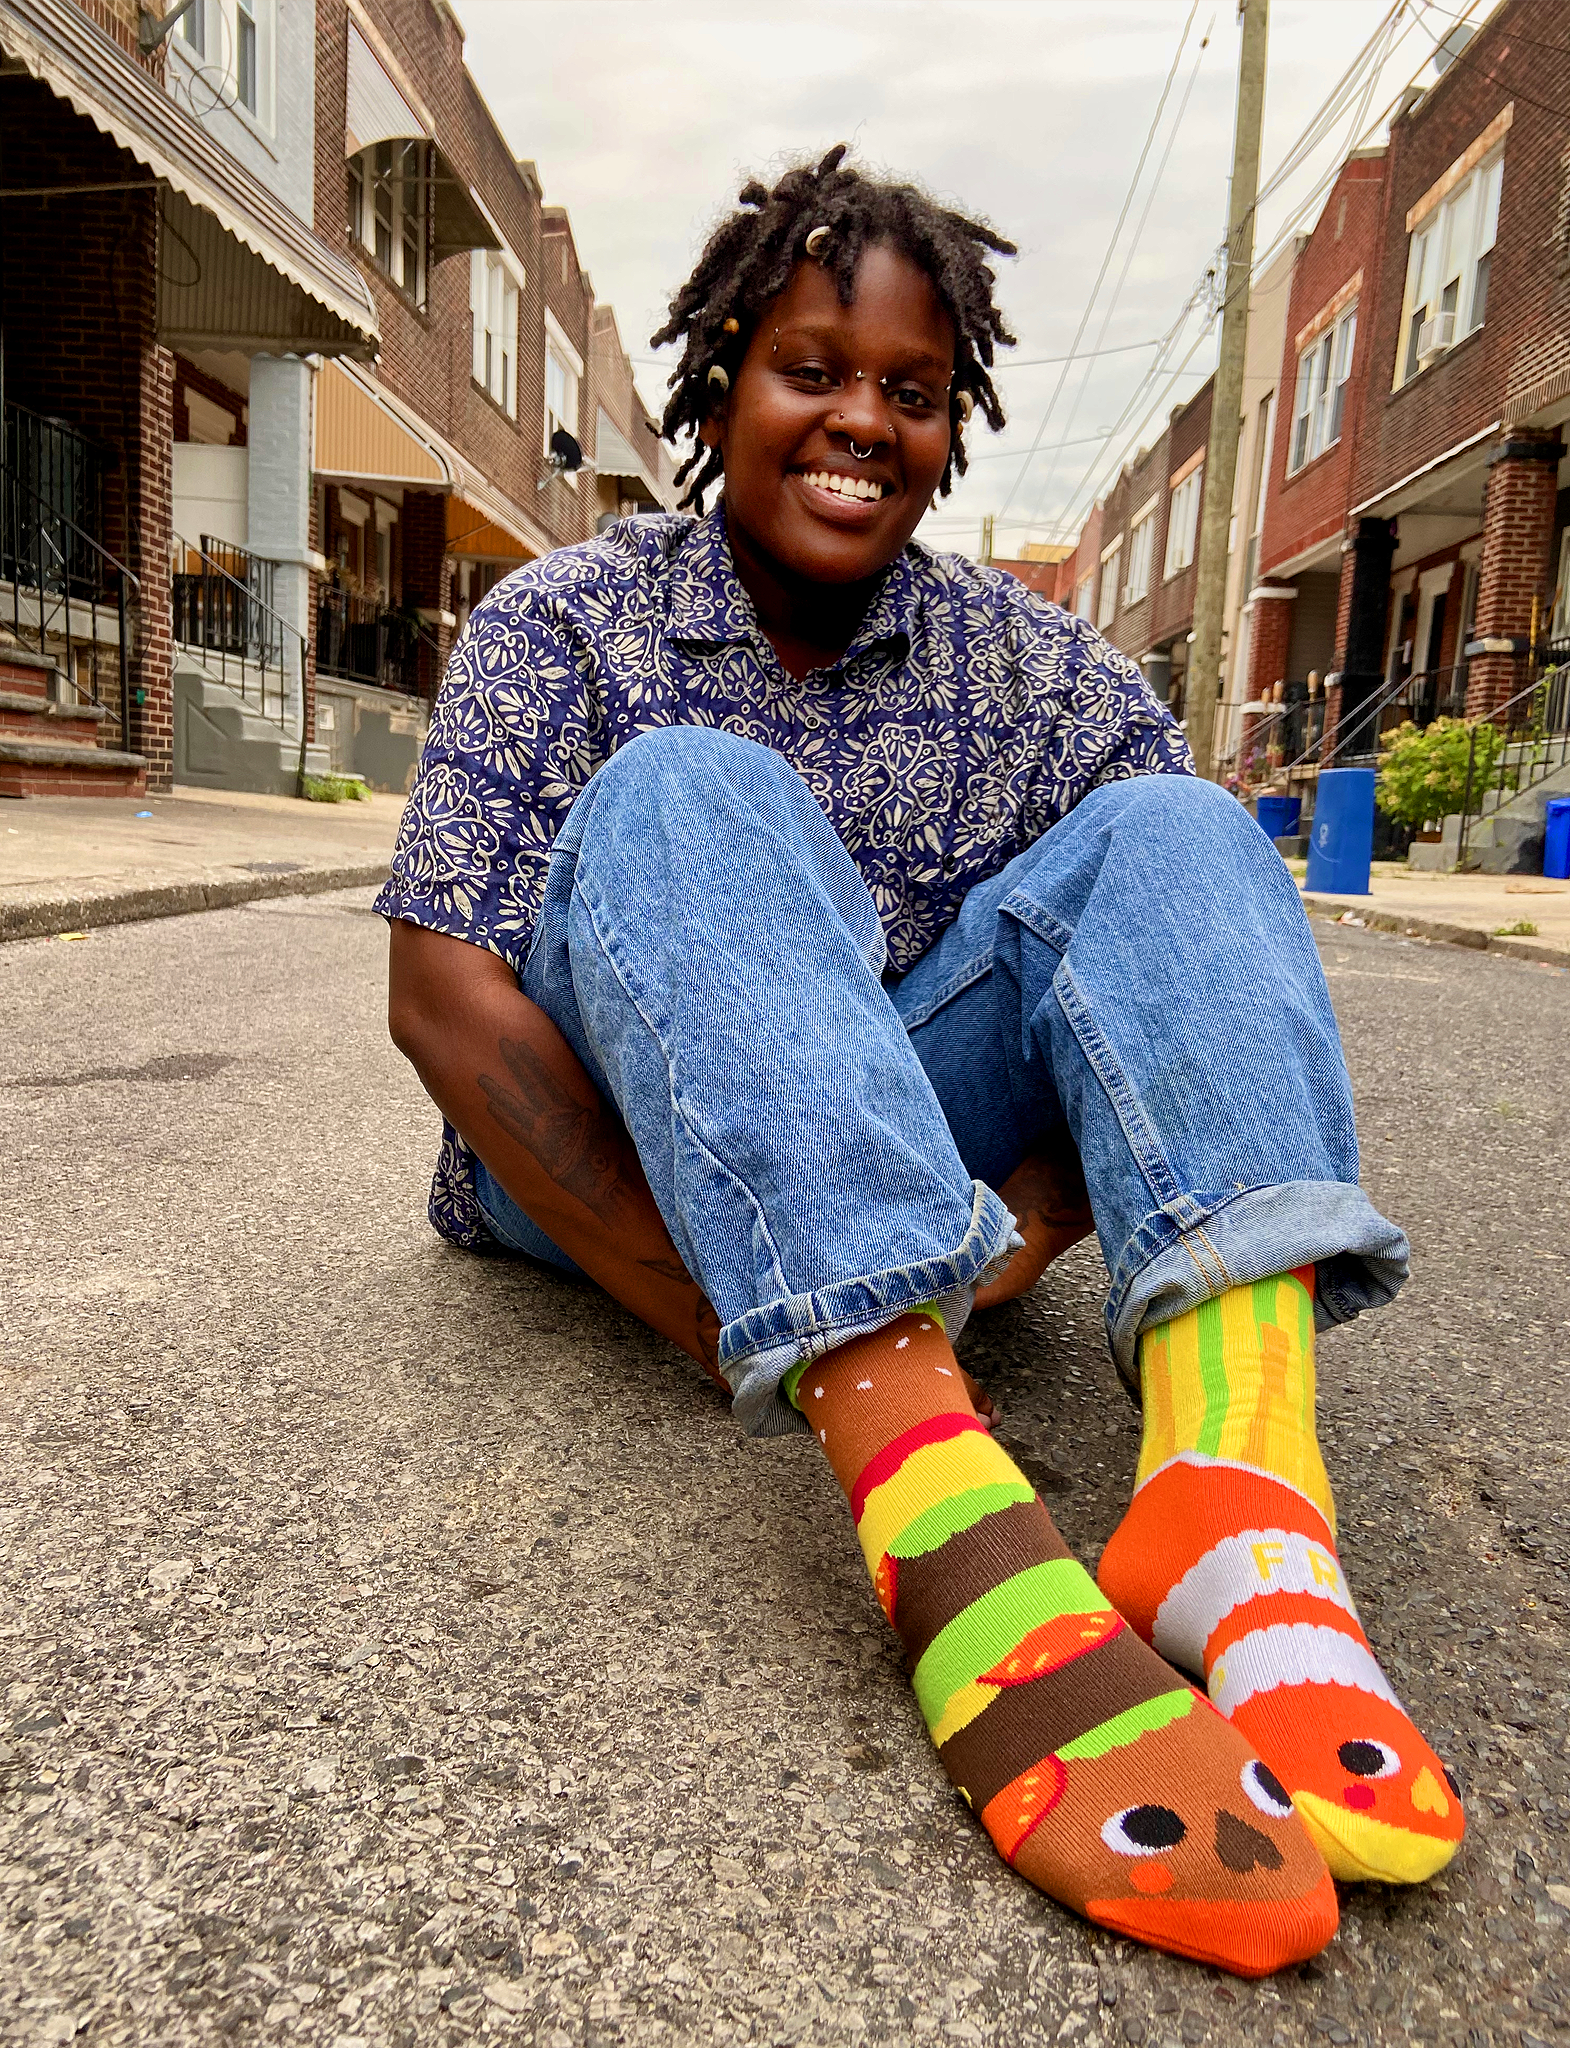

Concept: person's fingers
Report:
left=959, top=1364, right=997, bottom=1427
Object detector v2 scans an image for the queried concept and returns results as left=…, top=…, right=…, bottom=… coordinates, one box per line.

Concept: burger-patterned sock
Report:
left=791, top=1309, right=1337, bottom=1977
left=1097, top=1270, right=1465, bottom=1886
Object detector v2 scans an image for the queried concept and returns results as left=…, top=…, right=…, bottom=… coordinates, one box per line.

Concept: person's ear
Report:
left=699, top=363, right=730, bottom=451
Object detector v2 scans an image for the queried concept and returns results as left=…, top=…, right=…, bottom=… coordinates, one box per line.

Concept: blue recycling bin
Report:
left=1545, top=796, right=1570, bottom=881
left=1255, top=794, right=1302, bottom=842
left=1305, top=768, right=1376, bottom=896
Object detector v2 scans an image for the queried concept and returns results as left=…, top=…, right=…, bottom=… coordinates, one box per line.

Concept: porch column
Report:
left=248, top=355, right=318, bottom=739
left=1242, top=582, right=1295, bottom=772
left=1467, top=430, right=1564, bottom=718
left=1327, top=516, right=1394, bottom=757
left=402, top=490, right=454, bottom=697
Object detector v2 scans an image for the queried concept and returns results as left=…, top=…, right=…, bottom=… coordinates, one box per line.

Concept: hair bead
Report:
left=954, top=389, right=975, bottom=424
left=721, top=317, right=740, bottom=335
left=707, top=364, right=730, bottom=396
left=804, top=225, right=832, bottom=258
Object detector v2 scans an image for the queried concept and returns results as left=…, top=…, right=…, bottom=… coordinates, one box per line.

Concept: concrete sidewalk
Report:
left=1292, top=859, right=1570, bottom=968
left=0, top=785, right=405, bottom=942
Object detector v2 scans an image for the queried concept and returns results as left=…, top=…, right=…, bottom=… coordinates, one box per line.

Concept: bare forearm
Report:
left=388, top=924, right=721, bottom=1379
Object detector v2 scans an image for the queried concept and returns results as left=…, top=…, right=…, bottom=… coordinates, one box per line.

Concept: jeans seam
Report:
left=998, top=892, right=1076, bottom=955
left=1051, top=958, right=1182, bottom=1208
left=574, top=876, right=794, bottom=1303
left=897, top=951, right=995, bottom=1030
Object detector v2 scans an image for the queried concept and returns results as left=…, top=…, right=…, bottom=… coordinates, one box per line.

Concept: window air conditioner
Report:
left=1416, top=311, right=1455, bottom=361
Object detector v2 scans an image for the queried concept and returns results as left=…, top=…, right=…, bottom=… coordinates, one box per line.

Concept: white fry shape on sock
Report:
left=1209, top=1621, right=1404, bottom=1718
left=1152, top=1527, right=1359, bottom=1668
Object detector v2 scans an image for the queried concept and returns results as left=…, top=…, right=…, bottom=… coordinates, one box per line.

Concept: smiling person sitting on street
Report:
left=380, top=146, right=1459, bottom=1976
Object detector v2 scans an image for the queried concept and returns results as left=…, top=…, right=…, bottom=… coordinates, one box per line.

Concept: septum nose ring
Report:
left=849, top=439, right=875, bottom=460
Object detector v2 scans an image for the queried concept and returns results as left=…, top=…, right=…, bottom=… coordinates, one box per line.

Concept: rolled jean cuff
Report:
left=722, top=1179, right=1020, bottom=1440
left=1105, top=1179, right=1410, bottom=1392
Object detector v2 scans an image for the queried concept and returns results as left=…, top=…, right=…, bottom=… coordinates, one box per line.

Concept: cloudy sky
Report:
left=461, top=0, right=1496, bottom=558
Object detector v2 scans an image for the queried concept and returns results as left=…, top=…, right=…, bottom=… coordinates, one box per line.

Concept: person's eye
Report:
left=784, top=363, right=835, bottom=389
left=887, top=383, right=937, bottom=413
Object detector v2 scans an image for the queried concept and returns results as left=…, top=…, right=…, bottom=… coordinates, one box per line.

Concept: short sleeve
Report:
left=373, top=578, right=600, bottom=976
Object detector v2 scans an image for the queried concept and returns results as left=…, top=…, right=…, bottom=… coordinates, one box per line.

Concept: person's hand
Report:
left=973, top=1146, right=1095, bottom=1312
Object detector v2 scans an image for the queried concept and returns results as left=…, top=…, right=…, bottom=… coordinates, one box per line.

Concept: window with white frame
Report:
left=1552, top=530, right=1570, bottom=645
left=1164, top=466, right=1203, bottom=576
left=544, top=317, right=582, bottom=463
left=1396, top=147, right=1503, bottom=387
left=1096, top=540, right=1121, bottom=630
left=471, top=251, right=519, bottom=417
left=347, top=141, right=427, bottom=305
left=1074, top=574, right=1094, bottom=620
left=1124, top=503, right=1156, bottom=606
left=1288, top=303, right=1357, bottom=473
left=178, top=0, right=204, bottom=57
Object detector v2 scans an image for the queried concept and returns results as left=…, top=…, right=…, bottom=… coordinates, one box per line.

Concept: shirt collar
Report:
left=665, top=503, right=922, bottom=669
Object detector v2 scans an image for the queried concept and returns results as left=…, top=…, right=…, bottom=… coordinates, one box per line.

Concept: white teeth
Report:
left=804, top=471, right=883, bottom=500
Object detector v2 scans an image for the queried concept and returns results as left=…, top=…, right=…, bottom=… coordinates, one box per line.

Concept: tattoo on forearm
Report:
left=479, top=1033, right=630, bottom=1228
left=638, top=1255, right=693, bottom=1284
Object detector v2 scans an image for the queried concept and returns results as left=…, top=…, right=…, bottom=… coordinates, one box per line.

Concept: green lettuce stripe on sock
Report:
left=912, top=1560, right=1110, bottom=1726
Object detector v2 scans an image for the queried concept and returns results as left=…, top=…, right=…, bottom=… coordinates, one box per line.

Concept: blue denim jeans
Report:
left=473, top=727, right=1407, bottom=1437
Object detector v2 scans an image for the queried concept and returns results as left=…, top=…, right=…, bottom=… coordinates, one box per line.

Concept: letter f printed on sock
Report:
left=1099, top=1270, right=1465, bottom=1886
left=794, top=1310, right=1337, bottom=1978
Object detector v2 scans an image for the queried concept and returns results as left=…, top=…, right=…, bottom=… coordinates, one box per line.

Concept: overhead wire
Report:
left=993, top=0, right=1202, bottom=527
left=1011, top=0, right=1490, bottom=549
left=1019, top=13, right=1216, bottom=535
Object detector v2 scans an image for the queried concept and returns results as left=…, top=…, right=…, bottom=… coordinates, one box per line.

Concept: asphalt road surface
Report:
left=2, top=892, right=1567, bottom=2048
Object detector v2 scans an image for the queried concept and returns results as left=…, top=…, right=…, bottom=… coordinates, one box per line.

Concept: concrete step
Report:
left=173, top=661, right=329, bottom=796
left=0, top=648, right=61, bottom=700
left=0, top=735, right=148, bottom=799
left=0, top=690, right=109, bottom=745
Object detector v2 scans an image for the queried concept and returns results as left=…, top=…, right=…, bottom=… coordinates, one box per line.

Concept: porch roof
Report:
left=0, top=0, right=377, bottom=357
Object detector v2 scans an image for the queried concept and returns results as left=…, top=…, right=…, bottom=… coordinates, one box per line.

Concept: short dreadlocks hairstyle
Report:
left=652, top=144, right=1016, bottom=514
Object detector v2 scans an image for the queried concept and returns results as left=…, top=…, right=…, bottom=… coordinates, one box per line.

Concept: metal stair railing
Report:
left=1, top=459, right=137, bottom=745
left=170, top=531, right=303, bottom=731
left=1456, top=661, right=1570, bottom=869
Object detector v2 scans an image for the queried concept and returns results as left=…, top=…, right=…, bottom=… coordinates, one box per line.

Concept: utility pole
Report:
left=1186, top=0, right=1268, bottom=781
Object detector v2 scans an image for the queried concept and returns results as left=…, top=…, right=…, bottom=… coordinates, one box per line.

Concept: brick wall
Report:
left=1349, top=0, right=1570, bottom=512
left=1469, top=430, right=1564, bottom=712
left=1258, top=153, right=1387, bottom=579
left=1150, top=379, right=1213, bottom=650
left=314, top=0, right=577, bottom=550
left=0, top=81, right=171, bottom=778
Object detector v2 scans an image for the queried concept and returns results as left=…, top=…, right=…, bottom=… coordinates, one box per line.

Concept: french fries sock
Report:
left=791, top=1309, right=1337, bottom=1977
left=1097, top=1271, right=1465, bottom=1886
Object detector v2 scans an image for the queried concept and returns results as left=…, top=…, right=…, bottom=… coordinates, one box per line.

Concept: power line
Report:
left=994, top=0, right=1202, bottom=526
left=1009, top=0, right=1488, bottom=549
left=1022, top=14, right=1215, bottom=532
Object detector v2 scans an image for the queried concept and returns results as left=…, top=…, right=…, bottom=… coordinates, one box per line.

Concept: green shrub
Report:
left=1374, top=716, right=1508, bottom=832
left=302, top=772, right=371, bottom=804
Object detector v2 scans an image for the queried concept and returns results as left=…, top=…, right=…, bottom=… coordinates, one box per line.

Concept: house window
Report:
left=1096, top=540, right=1121, bottom=630
left=348, top=142, right=427, bottom=306
left=235, top=0, right=257, bottom=111
left=1164, top=466, right=1203, bottom=577
left=1124, top=504, right=1156, bottom=606
left=1551, top=531, right=1570, bottom=645
left=471, top=251, right=519, bottom=417
left=1074, top=574, right=1094, bottom=620
left=545, top=337, right=580, bottom=451
left=179, top=0, right=204, bottom=57
left=1397, top=148, right=1503, bottom=387
left=1288, top=303, right=1357, bottom=474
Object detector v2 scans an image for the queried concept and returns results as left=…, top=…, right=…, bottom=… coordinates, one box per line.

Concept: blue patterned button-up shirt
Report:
left=376, top=506, right=1191, bottom=1246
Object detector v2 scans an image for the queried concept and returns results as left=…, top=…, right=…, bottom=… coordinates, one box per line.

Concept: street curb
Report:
left=0, top=862, right=391, bottom=944
left=1300, top=891, right=1570, bottom=970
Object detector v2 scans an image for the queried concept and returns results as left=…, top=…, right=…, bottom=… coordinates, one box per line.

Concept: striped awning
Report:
left=0, top=0, right=376, bottom=355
